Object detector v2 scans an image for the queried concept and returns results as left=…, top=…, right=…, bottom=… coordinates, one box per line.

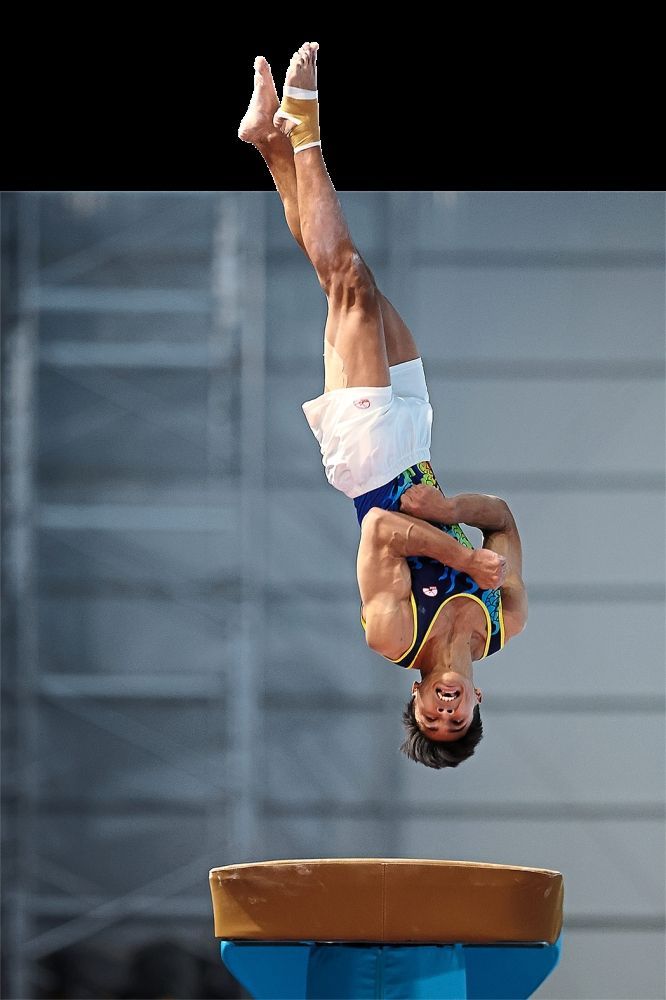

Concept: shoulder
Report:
left=363, top=594, right=415, bottom=660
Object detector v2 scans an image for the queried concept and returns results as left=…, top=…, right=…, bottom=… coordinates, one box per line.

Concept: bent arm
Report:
left=449, top=492, right=527, bottom=638
left=399, top=486, right=527, bottom=635
left=480, top=504, right=527, bottom=638
left=371, top=507, right=475, bottom=574
left=366, top=505, right=506, bottom=592
left=448, top=493, right=512, bottom=532
left=399, top=485, right=511, bottom=533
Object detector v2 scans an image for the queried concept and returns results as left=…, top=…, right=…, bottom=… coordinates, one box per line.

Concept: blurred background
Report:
left=1, top=190, right=664, bottom=999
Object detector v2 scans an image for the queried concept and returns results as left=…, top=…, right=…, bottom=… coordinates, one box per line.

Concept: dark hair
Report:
left=400, top=698, right=483, bottom=769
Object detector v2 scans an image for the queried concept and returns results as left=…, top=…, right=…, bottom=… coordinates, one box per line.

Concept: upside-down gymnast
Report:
left=239, top=42, right=528, bottom=769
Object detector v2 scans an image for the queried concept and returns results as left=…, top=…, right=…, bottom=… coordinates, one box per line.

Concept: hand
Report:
left=399, top=484, right=448, bottom=520
left=468, top=549, right=508, bottom=590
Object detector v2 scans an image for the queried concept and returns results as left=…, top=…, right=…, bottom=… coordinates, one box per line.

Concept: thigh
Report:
left=378, top=293, right=420, bottom=367
left=323, top=288, right=391, bottom=392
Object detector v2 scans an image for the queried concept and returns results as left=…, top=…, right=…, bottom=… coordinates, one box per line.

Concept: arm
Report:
left=357, top=507, right=507, bottom=660
left=479, top=503, right=527, bottom=639
left=400, top=485, right=527, bottom=638
left=356, top=508, right=416, bottom=659
left=399, top=485, right=508, bottom=532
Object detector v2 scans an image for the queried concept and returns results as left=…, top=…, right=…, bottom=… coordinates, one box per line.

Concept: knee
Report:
left=319, top=250, right=377, bottom=309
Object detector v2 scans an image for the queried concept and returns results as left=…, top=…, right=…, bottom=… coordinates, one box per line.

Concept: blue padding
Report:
left=306, top=946, right=382, bottom=999
left=220, top=937, right=563, bottom=1000
left=220, top=941, right=310, bottom=999
left=465, top=936, right=562, bottom=1000
left=378, top=945, right=468, bottom=1000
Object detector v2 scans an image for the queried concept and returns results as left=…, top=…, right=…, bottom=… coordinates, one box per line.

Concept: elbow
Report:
left=362, top=506, right=405, bottom=557
left=487, top=496, right=513, bottom=529
left=361, top=506, right=391, bottom=544
left=504, top=611, right=527, bottom=639
left=364, top=623, right=384, bottom=655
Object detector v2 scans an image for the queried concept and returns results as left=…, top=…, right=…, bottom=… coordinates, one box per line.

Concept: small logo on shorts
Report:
left=423, top=586, right=438, bottom=597
left=354, top=398, right=371, bottom=409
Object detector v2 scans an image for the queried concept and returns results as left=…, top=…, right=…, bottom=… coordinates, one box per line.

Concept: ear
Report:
left=411, top=680, right=420, bottom=698
left=474, top=688, right=483, bottom=704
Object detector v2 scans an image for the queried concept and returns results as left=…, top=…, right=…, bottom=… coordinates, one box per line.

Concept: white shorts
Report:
left=301, top=357, right=433, bottom=499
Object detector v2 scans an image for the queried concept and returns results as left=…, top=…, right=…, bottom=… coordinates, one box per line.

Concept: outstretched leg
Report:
left=238, top=56, right=305, bottom=253
left=239, top=48, right=419, bottom=383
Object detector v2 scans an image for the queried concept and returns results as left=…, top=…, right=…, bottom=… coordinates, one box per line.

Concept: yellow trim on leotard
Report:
left=498, top=594, right=505, bottom=648
left=362, top=591, right=499, bottom=668
left=401, top=592, right=493, bottom=669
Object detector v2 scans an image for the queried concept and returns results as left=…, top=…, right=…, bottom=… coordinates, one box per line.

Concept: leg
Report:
left=276, top=43, right=391, bottom=390
left=238, top=56, right=305, bottom=253
left=240, top=47, right=419, bottom=379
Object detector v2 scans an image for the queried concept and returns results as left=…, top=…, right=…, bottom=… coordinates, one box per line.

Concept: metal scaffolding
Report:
left=1, top=192, right=267, bottom=997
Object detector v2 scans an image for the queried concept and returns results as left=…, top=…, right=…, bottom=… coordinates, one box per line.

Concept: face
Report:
left=412, top=672, right=483, bottom=742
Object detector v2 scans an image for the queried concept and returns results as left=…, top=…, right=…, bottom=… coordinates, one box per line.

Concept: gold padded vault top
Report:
left=209, top=858, right=563, bottom=945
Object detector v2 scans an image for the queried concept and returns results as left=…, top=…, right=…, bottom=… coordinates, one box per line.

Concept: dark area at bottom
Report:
left=33, top=939, right=250, bottom=1000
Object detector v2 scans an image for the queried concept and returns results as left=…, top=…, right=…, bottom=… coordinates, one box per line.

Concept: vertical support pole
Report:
left=237, top=191, right=268, bottom=858
left=1, top=192, right=40, bottom=1000
left=210, top=192, right=267, bottom=860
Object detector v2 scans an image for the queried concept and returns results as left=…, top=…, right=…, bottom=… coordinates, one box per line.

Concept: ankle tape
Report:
left=275, top=89, right=320, bottom=153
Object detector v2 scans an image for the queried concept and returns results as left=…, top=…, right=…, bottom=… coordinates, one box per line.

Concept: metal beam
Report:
left=39, top=673, right=225, bottom=699
left=38, top=503, right=233, bottom=531
left=40, top=341, right=234, bottom=369
left=28, top=286, right=211, bottom=313
left=32, top=681, right=666, bottom=714
left=2, top=192, right=41, bottom=1000
left=40, top=696, right=226, bottom=789
left=22, top=855, right=213, bottom=960
left=233, top=357, right=666, bottom=381
left=263, top=801, right=666, bottom=821
left=38, top=198, right=212, bottom=285
left=215, top=192, right=266, bottom=861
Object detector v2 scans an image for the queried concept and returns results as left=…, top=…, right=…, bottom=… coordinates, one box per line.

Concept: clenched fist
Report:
left=468, top=549, right=507, bottom=590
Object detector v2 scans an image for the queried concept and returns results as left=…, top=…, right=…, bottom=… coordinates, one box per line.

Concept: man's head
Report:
left=399, top=673, right=484, bottom=768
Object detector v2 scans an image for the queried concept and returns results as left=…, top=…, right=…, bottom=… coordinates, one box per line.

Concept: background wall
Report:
left=2, top=190, right=664, bottom=999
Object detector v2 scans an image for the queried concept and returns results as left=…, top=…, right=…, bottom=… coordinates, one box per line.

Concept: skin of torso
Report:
left=410, top=586, right=507, bottom=671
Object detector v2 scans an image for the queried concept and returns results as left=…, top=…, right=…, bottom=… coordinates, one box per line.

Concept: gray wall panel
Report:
left=503, top=602, right=665, bottom=697
left=265, top=598, right=393, bottom=697
left=412, top=192, right=665, bottom=252
left=411, top=266, right=664, bottom=362
left=396, top=714, right=664, bottom=807
left=38, top=701, right=228, bottom=802
left=39, top=597, right=229, bottom=677
left=534, top=929, right=666, bottom=1000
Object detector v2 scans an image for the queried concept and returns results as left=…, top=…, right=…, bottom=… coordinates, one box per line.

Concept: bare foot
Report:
left=238, top=56, right=280, bottom=144
left=273, top=41, right=319, bottom=136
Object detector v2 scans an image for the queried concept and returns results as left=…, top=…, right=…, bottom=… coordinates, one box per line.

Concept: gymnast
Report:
left=238, top=42, right=527, bottom=769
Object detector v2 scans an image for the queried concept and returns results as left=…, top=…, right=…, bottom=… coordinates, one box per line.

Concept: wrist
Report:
left=433, top=531, right=474, bottom=573
left=458, top=544, right=475, bottom=573
left=438, top=495, right=458, bottom=524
